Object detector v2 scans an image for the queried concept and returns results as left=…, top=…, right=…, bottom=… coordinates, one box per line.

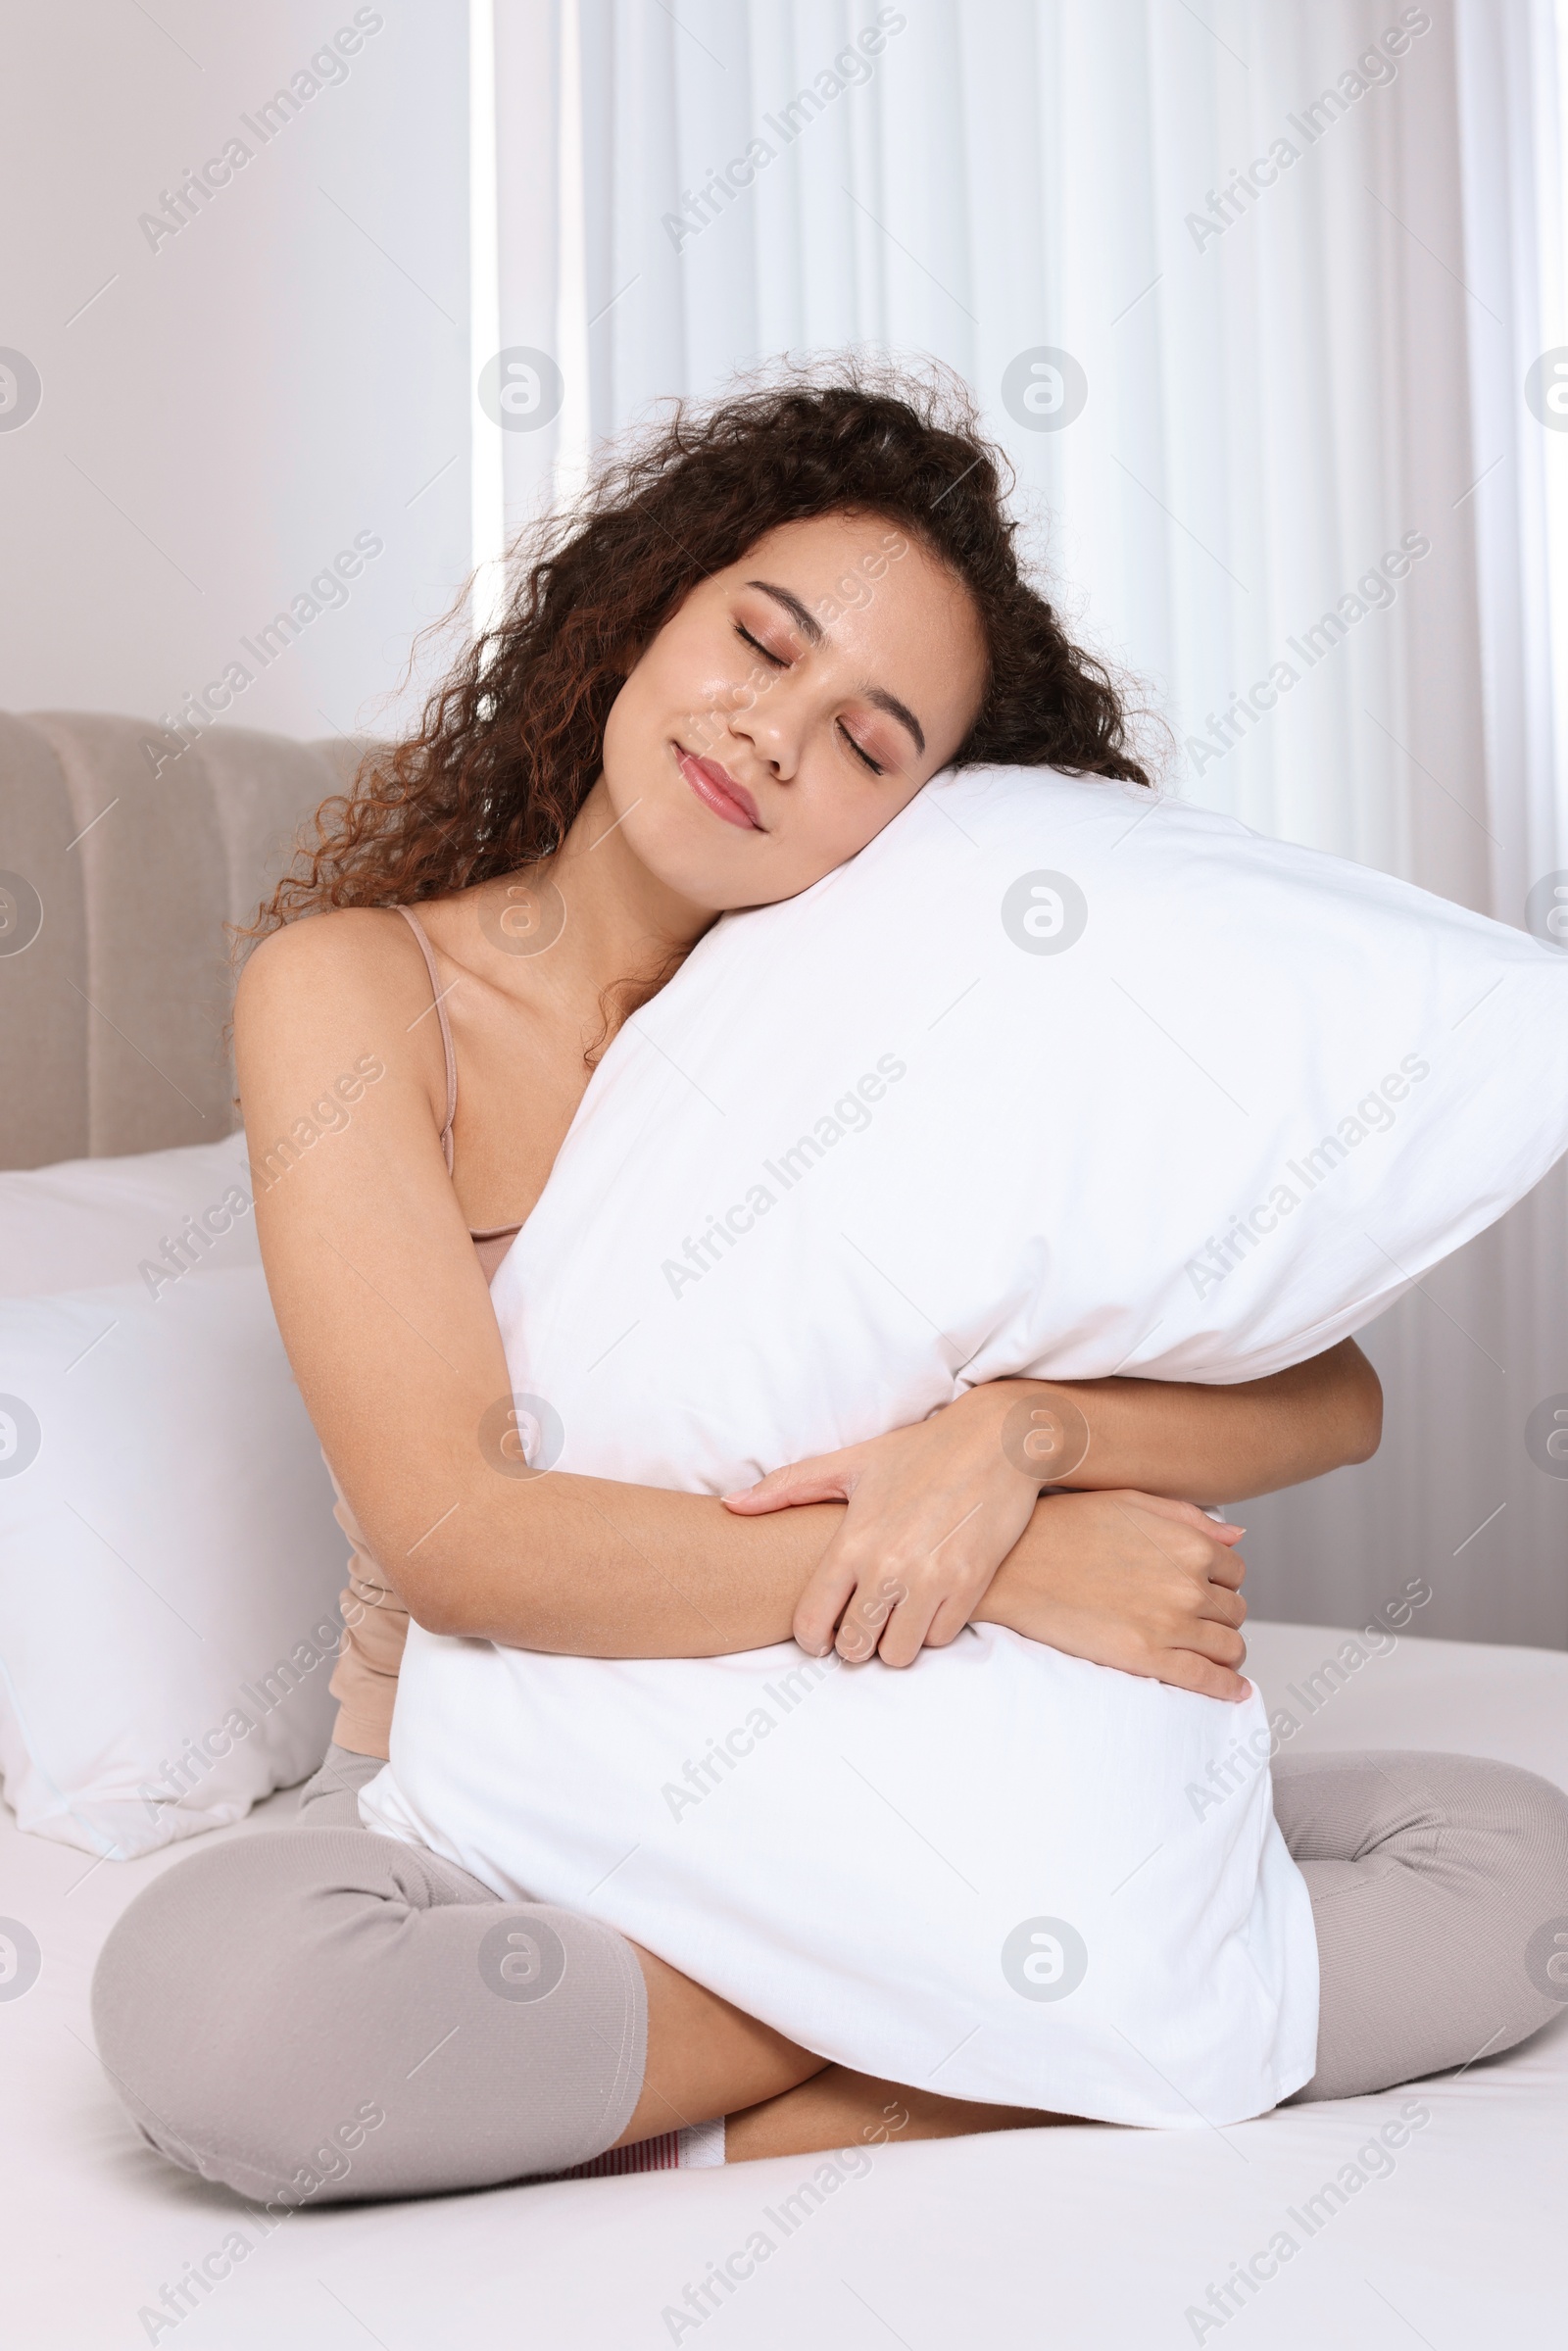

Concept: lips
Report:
left=676, top=746, right=761, bottom=830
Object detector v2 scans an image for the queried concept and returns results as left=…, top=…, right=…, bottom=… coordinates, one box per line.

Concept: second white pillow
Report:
left=0, top=1269, right=344, bottom=1856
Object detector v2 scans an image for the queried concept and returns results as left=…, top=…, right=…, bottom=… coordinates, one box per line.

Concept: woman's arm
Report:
left=234, top=912, right=1350, bottom=1690
left=730, top=1348, right=1381, bottom=1523
left=724, top=1347, right=1380, bottom=1667
left=234, top=909, right=848, bottom=1658
left=234, top=903, right=864, bottom=1654
left=1004, top=1347, right=1382, bottom=1502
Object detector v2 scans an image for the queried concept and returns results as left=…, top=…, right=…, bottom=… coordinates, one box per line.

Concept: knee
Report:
left=1353, top=1753, right=1568, bottom=2021
left=92, top=1833, right=374, bottom=2205
left=1489, top=1758, right=1568, bottom=1857
left=1412, top=1755, right=1568, bottom=2049
left=1480, top=1761, right=1568, bottom=1995
left=1423, top=1752, right=1568, bottom=1882
left=93, top=1852, right=225, bottom=2184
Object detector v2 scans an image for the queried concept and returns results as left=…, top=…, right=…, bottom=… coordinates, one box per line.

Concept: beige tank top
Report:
left=324, top=905, right=520, bottom=1759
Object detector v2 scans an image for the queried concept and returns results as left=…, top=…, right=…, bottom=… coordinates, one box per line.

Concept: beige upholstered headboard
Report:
left=1, top=712, right=361, bottom=1171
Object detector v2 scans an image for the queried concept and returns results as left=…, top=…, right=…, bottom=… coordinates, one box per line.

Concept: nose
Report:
left=727, top=669, right=801, bottom=784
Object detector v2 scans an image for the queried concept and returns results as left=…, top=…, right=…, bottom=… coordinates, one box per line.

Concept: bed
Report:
left=4, top=714, right=1564, bottom=2346
left=3, top=1621, right=1562, bottom=2349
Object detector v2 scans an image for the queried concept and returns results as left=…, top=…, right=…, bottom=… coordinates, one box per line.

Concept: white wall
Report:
left=0, top=0, right=470, bottom=742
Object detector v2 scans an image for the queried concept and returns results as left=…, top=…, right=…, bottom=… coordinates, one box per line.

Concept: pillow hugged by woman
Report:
left=94, top=367, right=1568, bottom=2202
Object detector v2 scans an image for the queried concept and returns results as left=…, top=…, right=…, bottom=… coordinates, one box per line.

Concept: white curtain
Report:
left=481, top=0, right=1568, bottom=1643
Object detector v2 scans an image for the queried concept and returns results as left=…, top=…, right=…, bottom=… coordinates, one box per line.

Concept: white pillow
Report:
left=368, top=761, right=1568, bottom=2128
left=0, top=1268, right=344, bottom=1857
left=493, top=763, right=1568, bottom=1420
left=0, top=1135, right=260, bottom=1298
left=375, top=1627, right=1318, bottom=2126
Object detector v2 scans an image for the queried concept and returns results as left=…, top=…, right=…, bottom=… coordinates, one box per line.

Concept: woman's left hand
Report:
left=722, top=1383, right=1091, bottom=1667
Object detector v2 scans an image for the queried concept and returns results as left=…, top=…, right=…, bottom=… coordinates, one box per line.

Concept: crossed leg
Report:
left=89, top=1746, right=1568, bottom=2204
left=619, top=1944, right=1049, bottom=2160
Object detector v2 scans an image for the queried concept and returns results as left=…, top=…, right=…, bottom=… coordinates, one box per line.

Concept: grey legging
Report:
left=91, top=1745, right=1568, bottom=2206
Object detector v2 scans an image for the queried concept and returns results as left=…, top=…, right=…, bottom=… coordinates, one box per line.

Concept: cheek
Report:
left=600, top=673, right=657, bottom=799
left=782, top=773, right=922, bottom=884
left=604, top=632, right=737, bottom=776
left=597, top=694, right=630, bottom=804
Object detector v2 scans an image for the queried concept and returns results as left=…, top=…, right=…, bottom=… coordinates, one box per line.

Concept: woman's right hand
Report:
left=973, top=1491, right=1251, bottom=1701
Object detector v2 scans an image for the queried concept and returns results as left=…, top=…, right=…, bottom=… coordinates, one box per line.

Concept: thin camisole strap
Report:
left=393, top=905, right=457, bottom=1173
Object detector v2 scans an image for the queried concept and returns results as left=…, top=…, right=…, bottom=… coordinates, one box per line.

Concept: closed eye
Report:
left=839, top=722, right=884, bottom=776
left=735, top=621, right=787, bottom=667
left=736, top=618, right=884, bottom=772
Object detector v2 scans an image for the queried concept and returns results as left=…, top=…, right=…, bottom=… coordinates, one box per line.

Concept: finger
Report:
left=724, top=1454, right=851, bottom=1513
left=1201, top=1543, right=1247, bottom=1591
left=1183, top=1620, right=1249, bottom=1670
left=1103, top=1494, right=1225, bottom=1572
left=924, top=1587, right=987, bottom=1649
left=1158, top=1649, right=1251, bottom=1702
left=1130, top=1493, right=1236, bottom=1534
left=866, top=1583, right=936, bottom=1670
left=1128, top=1494, right=1246, bottom=1548
left=835, top=1572, right=907, bottom=1662
left=792, top=1552, right=862, bottom=1656
left=1197, top=1584, right=1248, bottom=1630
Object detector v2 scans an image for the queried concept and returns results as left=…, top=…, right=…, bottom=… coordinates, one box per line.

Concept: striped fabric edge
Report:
left=558, top=2130, right=683, bottom=2179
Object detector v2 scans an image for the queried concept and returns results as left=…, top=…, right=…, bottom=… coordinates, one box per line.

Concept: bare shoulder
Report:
left=235, top=906, right=441, bottom=1054
left=233, top=906, right=445, bottom=1121
left=235, top=905, right=425, bottom=1021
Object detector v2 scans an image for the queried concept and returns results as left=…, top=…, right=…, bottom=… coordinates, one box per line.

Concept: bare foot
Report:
left=725, top=2064, right=1068, bottom=2163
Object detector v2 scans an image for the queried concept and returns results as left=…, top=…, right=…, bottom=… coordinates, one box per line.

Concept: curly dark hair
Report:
left=250, top=363, right=1152, bottom=934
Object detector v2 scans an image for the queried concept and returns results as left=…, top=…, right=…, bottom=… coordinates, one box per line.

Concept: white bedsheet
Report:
left=5, top=1622, right=1566, bottom=2351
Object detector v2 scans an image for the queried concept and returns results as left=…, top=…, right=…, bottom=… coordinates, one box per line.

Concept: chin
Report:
left=617, top=803, right=744, bottom=906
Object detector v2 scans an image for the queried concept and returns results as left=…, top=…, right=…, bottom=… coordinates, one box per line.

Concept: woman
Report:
left=94, top=371, right=1568, bottom=2202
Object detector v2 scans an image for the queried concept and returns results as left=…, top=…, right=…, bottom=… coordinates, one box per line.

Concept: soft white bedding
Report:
left=7, top=1622, right=1565, bottom=2351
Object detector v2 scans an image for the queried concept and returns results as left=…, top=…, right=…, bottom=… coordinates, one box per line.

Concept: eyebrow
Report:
left=745, top=578, right=927, bottom=759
